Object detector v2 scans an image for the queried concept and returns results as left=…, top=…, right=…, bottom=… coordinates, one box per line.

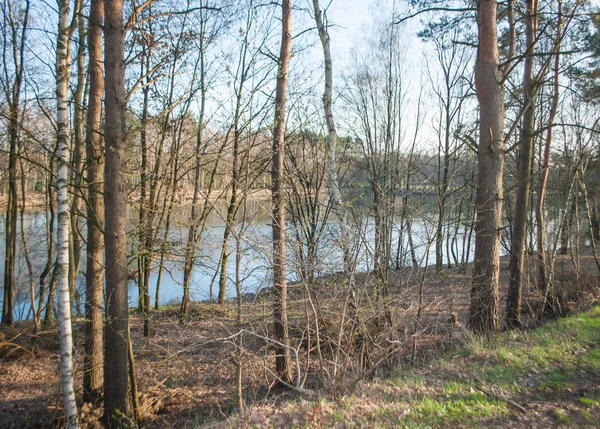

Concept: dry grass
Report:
left=0, top=252, right=598, bottom=428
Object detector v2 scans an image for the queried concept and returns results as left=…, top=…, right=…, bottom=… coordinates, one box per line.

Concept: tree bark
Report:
left=19, top=156, right=38, bottom=331
left=56, top=0, right=79, bottom=425
left=312, top=0, right=351, bottom=272
left=1, top=0, right=30, bottom=325
left=272, top=0, right=292, bottom=384
left=469, top=0, right=504, bottom=334
left=218, top=81, right=244, bottom=304
left=536, top=0, right=562, bottom=305
left=181, top=11, right=211, bottom=319
left=104, top=0, right=131, bottom=424
left=506, top=0, right=538, bottom=329
left=69, top=2, right=86, bottom=317
left=83, top=0, right=105, bottom=403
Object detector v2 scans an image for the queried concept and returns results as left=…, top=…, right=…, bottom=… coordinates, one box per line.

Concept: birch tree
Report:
left=312, top=0, right=351, bottom=272
left=56, top=0, right=79, bottom=425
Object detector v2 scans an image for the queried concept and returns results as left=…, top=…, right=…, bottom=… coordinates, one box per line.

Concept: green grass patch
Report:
left=465, top=307, right=600, bottom=395
left=388, top=307, right=600, bottom=426
left=407, top=394, right=507, bottom=426
left=579, top=396, right=600, bottom=408
left=252, top=307, right=600, bottom=427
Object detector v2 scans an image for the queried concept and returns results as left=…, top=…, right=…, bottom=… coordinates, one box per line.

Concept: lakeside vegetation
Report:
left=1, top=0, right=600, bottom=427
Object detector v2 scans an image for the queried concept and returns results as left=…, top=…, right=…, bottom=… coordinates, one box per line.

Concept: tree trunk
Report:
left=506, top=0, right=538, bottom=329
left=1, top=0, right=30, bottom=325
left=39, top=162, right=55, bottom=323
left=19, top=157, right=38, bottom=331
left=436, top=92, right=452, bottom=271
left=56, top=0, right=79, bottom=425
left=469, top=0, right=504, bottom=334
left=536, top=0, right=562, bottom=302
left=69, top=3, right=86, bottom=317
left=218, top=108, right=242, bottom=304
left=181, top=26, right=210, bottom=319
left=137, top=63, right=151, bottom=333
left=272, top=0, right=292, bottom=384
left=312, top=0, right=351, bottom=272
left=83, top=0, right=105, bottom=403
left=104, top=0, right=131, bottom=424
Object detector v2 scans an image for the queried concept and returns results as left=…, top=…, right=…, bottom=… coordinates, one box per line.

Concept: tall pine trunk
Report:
left=104, top=0, right=131, bottom=424
left=469, top=0, right=504, bottom=334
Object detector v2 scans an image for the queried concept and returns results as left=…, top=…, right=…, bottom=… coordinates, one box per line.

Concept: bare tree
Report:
left=346, top=14, right=406, bottom=300
left=422, top=26, right=471, bottom=272
left=536, top=0, right=562, bottom=312
left=1, top=0, right=30, bottom=325
left=69, top=0, right=85, bottom=317
left=272, top=0, right=292, bottom=384
left=312, top=0, right=351, bottom=272
left=84, top=0, right=105, bottom=403
left=505, top=0, right=539, bottom=329
left=217, top=1, right=272, bottom=304
left=179, top=1, right=225, bottom=320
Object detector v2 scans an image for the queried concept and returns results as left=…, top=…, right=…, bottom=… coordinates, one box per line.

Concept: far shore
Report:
left=0, top=188, right=275, bottom=214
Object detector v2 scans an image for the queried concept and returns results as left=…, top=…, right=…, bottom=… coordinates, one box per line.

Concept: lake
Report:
left=0, top=206, right=475, bottom=320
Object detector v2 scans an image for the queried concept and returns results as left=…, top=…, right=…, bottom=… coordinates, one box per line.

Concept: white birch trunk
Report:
left=56, top=0, right=79, bottom=426
left=312, top=0, right=351, bottom=272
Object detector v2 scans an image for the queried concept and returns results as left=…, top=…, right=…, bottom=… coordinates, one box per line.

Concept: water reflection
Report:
left=1, top=204, right=479, bottom=320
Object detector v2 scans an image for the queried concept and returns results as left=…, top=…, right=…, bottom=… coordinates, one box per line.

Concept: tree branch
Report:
left=393, top=7, right=476, bottom=26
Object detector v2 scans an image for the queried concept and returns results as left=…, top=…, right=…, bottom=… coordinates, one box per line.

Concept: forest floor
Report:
left=235, top=305, right=600, bottom=428
left=0, top=251, right=599, bottom=428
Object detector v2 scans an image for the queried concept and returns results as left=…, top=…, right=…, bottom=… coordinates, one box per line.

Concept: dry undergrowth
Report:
left=0, top=252, right=598, bottom=428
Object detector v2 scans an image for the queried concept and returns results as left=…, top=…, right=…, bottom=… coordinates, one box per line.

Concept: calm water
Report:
left=0, top=206, right=476, bottom=320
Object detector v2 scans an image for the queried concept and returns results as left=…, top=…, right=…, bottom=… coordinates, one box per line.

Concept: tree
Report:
left=286, top=131, right=331, bottom=283
left=217, top=0, right=272, bottom=304
left=69, top=0, right=85, bottom=317
left=505, top=0, right=539, bottom=329
left=469, top=0, right=505, bottom=334
left=537, top=3, right=562, bottom=313
left=312, top=0, right=351, bottom=272
left=1, top=0, right=30, bottom=325
left=346, top=12, right=406, bottom=298
left=84, top=0, right=105, bottom=403
left=104, top=0, right=131, bottom=423
left=421, top=25, right=471, bottom=272
left=55, top=0, right=79, bottom=425
left=272, top=0, right=292, bottom=384
left=177, top=1, right=225, bottom=320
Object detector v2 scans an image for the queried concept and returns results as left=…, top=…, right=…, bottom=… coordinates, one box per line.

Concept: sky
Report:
left=303, top=0, right=446, bottom=150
